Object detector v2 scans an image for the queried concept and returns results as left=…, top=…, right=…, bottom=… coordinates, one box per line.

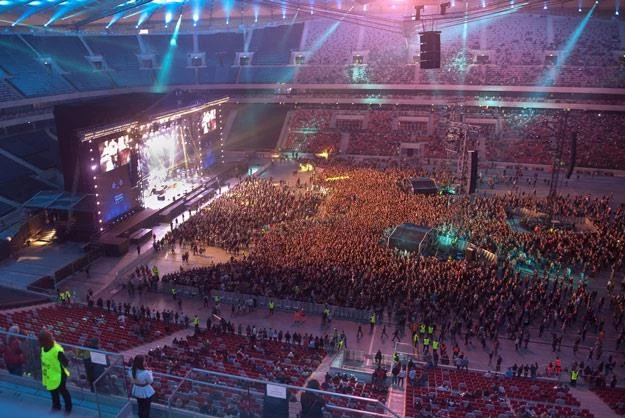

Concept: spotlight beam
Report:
left=73, top=0, right=155, bottom=27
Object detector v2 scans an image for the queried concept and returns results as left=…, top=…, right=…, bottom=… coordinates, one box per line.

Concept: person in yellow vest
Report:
left=412, top=332, right=420, bottom=353
left=192, top=315, right=200, bottom=331
left=369, top=313, right=376, bottom=334
left=39, top=329, right=72, bottom=414
left=423, top=336, right=430, bottom=355
left=419, top=323, right=426, bottom=336
left=170, top=287, right=177, bottom=300
left=268, top=300, right=275, bottom=316
left=432, top=340, right=440, bottom=353
left=570, top=369, right=579, bottom=387
left=427, top=325, right=434, bottom=336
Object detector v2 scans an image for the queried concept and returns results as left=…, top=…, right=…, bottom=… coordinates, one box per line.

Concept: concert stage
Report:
left=96, top=180, right=218, bottom=256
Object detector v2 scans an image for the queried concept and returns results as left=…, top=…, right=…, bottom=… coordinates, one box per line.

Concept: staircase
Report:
left=569, top=387, right=619, bottom=418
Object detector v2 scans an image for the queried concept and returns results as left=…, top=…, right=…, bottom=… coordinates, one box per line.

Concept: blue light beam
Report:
left=538, top=2, right=596, bottom=87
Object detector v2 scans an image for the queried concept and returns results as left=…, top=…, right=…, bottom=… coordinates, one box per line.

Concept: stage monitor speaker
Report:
left=467, top=150, right=478, bottom=194
left=566, top=132, right=578, bottom=179
left=419, top=31, right=441, bottom=69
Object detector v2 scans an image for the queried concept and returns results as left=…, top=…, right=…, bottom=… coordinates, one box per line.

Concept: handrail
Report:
left=167, top=368, right=193, bottom=418
left=187, top=368, right=403, bottom=418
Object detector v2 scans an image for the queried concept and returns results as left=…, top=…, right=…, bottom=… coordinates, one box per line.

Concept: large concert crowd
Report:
left=158, top=166, right=625, bottom=369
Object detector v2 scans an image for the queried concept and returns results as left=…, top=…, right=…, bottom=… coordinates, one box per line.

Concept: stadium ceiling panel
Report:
left=0, top=0, right=618, bottom=31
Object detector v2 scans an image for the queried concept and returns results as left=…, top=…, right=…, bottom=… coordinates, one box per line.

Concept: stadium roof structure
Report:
left=0, top=0, right=615, bottom=33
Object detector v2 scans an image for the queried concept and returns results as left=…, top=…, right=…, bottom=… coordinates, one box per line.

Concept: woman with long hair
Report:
left=129, top=355, right=155, bottom=418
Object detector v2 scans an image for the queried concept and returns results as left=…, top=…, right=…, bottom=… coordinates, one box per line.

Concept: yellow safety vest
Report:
left=269, top=302, right=275, bottom=309
left=370, top=314, right=376, bottom=324
left=432, top=340, right=440, bottom=350
left=413, top=333, right=419, bottom=344
left=193, top=317, right=200, bottom=326
left=571, top=370, right=578, bottom=381
left=41, top=342, right=70, bottom=390
left=419, top=324, right=426, bottom=333
left=423, top=338, right=430, bottom=346
left=427, top=326, right=434, bottom=334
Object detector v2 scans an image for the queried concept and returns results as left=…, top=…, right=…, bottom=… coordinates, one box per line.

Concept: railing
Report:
left=209, top=290, right=374, bottom=323
left=0, top=327, right=401, bottom=417
left=0, top=328, right=128, bottom=417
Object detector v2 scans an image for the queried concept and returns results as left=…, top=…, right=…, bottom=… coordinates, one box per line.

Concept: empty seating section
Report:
left=592, top=387, right=625, bottom=415
left=142, top=35, right=195, bottom=85
left=85, top=36, right=141, bottom=69
left=0, top=80, right=22, bottom=102
left=405, top=368, right=589, bottom=418
left=0, top=35, right=75, bottom=97
left=0, top=130, right=59, bottom=170
left=198, top=32, right=243, bottom=67
left=8, top=73, right=75, bottom=98
left=85, top=35, right=149, bottom=88
left=25, top=35, right=115, bottom=90
left=0, top=305, right=184, bottom=352
left=250, top=23, right=304, bottom=65
left=64, top=70, right=116, bottom=91
left=0, top=35, right=42, bottom=75
left=24, top=35, right=90, bottom=73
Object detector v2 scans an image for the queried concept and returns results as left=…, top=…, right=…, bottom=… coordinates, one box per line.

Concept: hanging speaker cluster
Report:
left=419, top=31, right=441, bottom=69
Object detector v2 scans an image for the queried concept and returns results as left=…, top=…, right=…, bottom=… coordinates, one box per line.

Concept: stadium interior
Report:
left=0, top=0, right=624, bottom=417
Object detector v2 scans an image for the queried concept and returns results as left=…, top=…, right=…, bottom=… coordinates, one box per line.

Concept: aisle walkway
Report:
left=569, top=387, right=619, bottom=418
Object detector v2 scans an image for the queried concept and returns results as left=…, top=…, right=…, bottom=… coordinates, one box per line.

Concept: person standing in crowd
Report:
left=39, top=329, right=72, bottom=414
left=129, top=355, right=155, bottom=418
left=300, top=379, right=325, bottom=418
left=3, top=325, right=25, bottom=376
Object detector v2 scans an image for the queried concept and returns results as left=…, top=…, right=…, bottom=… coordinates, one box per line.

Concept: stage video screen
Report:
left=98, top=135, right=132, bottom=172
left=98, top=164, right=138, bottom=223
left=138, top=120, right=205, bottom=210
left=87, top=102, right=222, bottom=224
left=201, top=109, right=217, bottom=134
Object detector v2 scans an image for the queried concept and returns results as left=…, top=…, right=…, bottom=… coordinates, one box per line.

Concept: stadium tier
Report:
left=0, top=4, right=625, bottom=417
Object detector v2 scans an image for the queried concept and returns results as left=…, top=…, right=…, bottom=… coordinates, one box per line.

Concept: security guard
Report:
left=570, top=369, right=579, bottom=387
left=369, top=313, right=376, bottom=333
left=432, top=339, right=440, bottom=352
left=419, top=323, right=426, bottom=335
left=322, top=306, right=330, bottom=325
left=171, top=287, right=177, bottom=300
left=39, top=329, right=72, bottom=413
left=423, top=336, right=430, bottom=354
left=427, top=325, right=434, bottom=336
left=412, top=332, right=420, bottom=348
left=192, top=315, right=200, bottom=330
left=268, top=300, right=275, bottom=316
